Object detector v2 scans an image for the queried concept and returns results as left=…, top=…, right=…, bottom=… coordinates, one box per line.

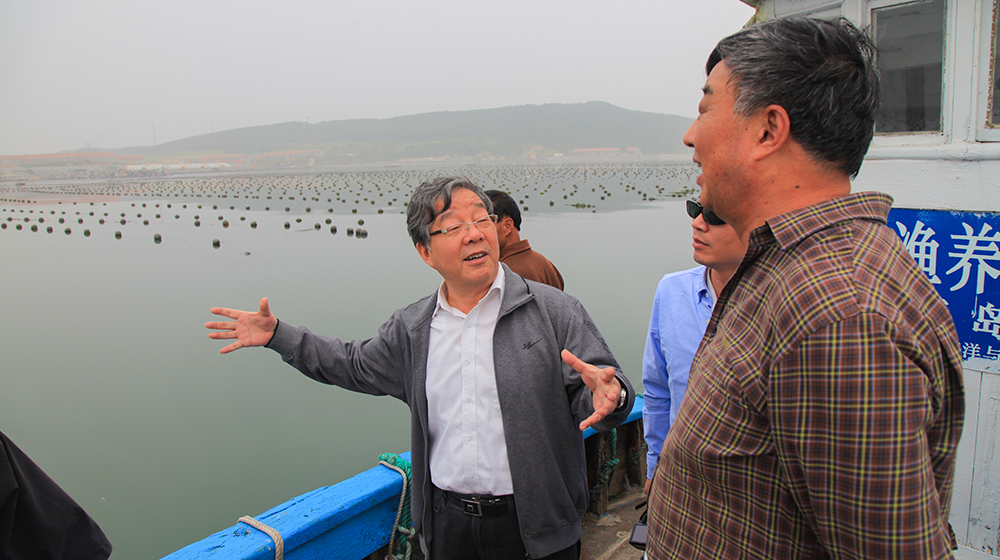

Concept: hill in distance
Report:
left=116, top=101, right=694, bottom=164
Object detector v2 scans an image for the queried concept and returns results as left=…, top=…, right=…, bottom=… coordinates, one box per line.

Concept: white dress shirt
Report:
left=425, top=266, right=514, bottom=495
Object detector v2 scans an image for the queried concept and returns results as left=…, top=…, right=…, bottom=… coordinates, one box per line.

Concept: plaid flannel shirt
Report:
left=646, top=191, right=964, bottom=559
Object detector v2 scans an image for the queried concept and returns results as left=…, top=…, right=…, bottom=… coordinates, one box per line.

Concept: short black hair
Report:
left=485, top=190, right=521, bottom=231
left=708, top=17, right=879, bottom=178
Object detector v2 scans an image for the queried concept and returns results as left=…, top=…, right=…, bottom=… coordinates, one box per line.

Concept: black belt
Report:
left=439, top=488, right=515, bottom=517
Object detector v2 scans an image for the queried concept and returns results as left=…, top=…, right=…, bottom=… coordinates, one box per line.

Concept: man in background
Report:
left=641, top=199, right=744, bottom=494
left=647, top=17, right=964, bottom=558
left=486, top=189, right=565, bottom=289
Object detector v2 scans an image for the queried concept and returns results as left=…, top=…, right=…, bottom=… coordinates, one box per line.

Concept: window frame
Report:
left=867, top=0, right=950, bottom=142
left=976, top=0, right=1000, bottom=141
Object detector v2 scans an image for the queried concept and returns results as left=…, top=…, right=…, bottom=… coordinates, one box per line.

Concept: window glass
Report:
left=873, top=0, right=945, bottom=133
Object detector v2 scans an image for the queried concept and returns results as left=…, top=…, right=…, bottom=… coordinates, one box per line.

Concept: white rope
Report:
left=378, top=460, right=410, bottom=560
left=238, top=515, right=284, bottom=560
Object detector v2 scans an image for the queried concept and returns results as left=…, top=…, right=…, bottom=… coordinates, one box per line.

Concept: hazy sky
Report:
left=0, top=0, right=755, bottom=155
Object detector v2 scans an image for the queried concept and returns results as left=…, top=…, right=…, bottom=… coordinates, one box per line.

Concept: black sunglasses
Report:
left=686, top=200, right=726, bottom=226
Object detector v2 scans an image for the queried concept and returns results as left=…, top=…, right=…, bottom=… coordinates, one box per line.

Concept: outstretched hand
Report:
left=205, top=297, right=278, bottom=354
left=561, top=349, right=622, bottom=431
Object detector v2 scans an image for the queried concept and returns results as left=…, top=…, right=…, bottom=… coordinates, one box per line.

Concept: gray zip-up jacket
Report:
left=266, top=265, right=634, bottom=558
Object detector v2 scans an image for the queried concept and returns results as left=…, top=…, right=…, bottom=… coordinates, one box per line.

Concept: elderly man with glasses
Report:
left=205, top=176, right=633, bottom=560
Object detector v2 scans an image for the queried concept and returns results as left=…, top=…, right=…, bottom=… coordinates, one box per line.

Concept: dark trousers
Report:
left=0, top=431, right=112, bottom=560
left=430, top=486, right=580, bottom=560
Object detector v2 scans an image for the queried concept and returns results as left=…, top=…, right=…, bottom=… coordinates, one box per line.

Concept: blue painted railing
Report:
left=162, top=396, right=644, bottom=560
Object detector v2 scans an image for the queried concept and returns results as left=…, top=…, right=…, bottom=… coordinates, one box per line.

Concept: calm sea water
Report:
left=0, top=162, right=699, bottom=558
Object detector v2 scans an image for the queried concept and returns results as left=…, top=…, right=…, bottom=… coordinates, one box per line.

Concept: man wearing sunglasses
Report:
left=643, top=18, right=963, bottom=559
left=206, top=176, right=633, bottom=560
left=640, top=199, right=744, bottom=496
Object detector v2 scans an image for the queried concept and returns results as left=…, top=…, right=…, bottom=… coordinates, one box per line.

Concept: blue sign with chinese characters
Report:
left=889, top=208, right=1000, bottom=363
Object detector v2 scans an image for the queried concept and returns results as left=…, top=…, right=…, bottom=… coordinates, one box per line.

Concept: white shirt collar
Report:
left=434, top=265, right=506, bottom=318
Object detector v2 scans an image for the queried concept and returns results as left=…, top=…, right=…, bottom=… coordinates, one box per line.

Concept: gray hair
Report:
left=406, top=176, right=494, bottom=247
left=708, top=17, right=879, bottom=178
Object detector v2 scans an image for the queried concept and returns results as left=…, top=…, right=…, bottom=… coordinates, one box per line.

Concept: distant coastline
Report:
left=1, top=102, right=694, bottom=183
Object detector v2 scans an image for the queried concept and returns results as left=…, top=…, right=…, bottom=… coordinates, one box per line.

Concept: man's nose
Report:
left=692, top=213, right=709, bottom=232
left=683, top=120, right=697, bottom=148
left=463, top=222, right=486, bottom=241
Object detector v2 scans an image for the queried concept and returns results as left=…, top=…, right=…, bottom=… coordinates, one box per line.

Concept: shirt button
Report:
left=465, top=323, right=472, bottom=329
left=466, top=434, right=473, bottom=441
left=466, top=396, right=472, bottom=403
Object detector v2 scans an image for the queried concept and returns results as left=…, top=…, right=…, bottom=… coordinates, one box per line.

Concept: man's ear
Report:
left=500, top=216, right=515, bottom=235
left=416, top=242, right=436, bottom=270
left=753, top=104, right=791, bottom=161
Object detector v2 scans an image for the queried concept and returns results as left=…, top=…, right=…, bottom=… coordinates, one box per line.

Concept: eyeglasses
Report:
left=429, top=214, right=498, bottom=237
left=686, top=200, right=726, bottom=226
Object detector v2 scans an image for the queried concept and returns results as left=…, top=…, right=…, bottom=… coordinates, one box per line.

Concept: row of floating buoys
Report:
left=2, top=163, right=696, bottom=202
left=2, top=219, right=366, bottom=242
left=2, top=164, right=701, bottom=246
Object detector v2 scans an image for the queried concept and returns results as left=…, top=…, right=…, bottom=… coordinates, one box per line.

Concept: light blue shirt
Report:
left=642, top=265, right=714, bottom=480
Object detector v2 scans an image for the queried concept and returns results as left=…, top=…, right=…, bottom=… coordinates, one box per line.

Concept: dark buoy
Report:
left=46, top=226, right=53, bottom=234
left=154, top=233, right=162, bottom=244
left=250, top=221, right=257, bottom=229
left=313, top=223, right=321, bottom=230
left=222, top=220, right=229, bottom=228
left=194, top=220, right=201, bottom=227
left=212, top=239, right=221, bottom=249
left=347, top=227, right=355, bottom=237
left=284, top=222, right=290, bottom=229
left=115, top=231, right=122, bottom=239
left=83, top=229, right=91, bottom=237
left=356, top=228, right=368, bottom=239
left=357, top=219, right=365, bottom=226
left=64, top=228, right=71, bottom=235
left=330, top=226, right=337, bottom=234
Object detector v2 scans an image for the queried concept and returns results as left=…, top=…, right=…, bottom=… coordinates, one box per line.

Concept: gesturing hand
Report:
left=205, top=297, right=278, bottom=354
left=561, top=349, right=622, bottom=431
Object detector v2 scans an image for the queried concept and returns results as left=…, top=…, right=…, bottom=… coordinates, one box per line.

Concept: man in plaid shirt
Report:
left=645, top=17, right=965, bottom=559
